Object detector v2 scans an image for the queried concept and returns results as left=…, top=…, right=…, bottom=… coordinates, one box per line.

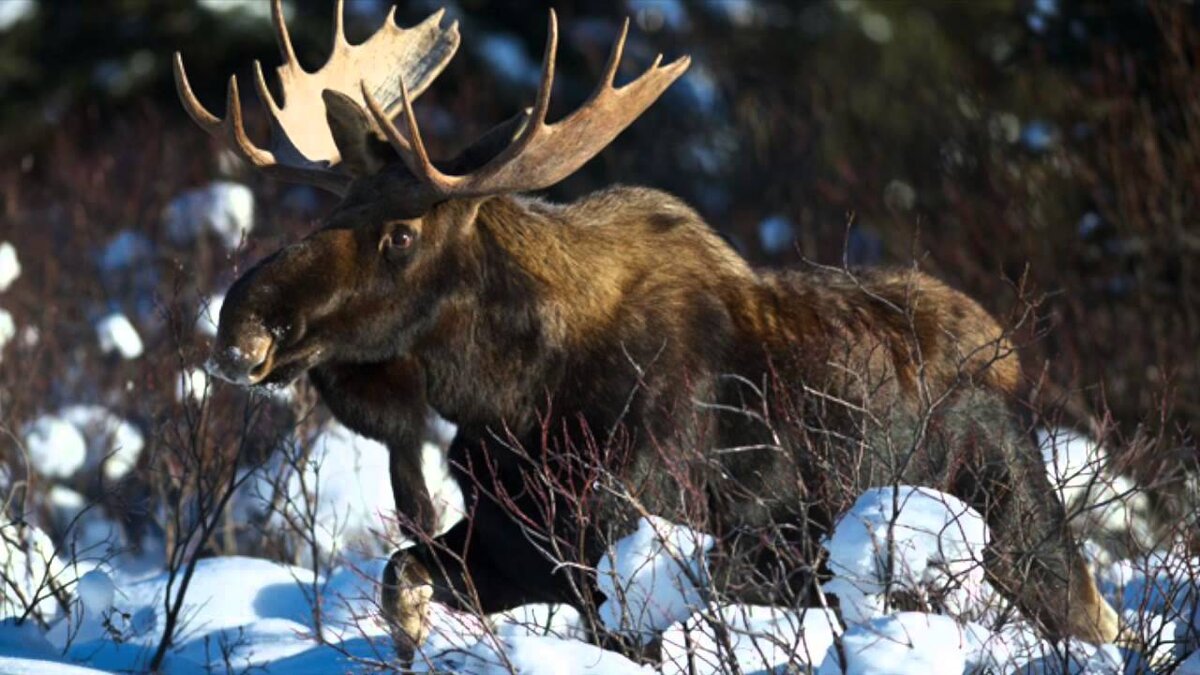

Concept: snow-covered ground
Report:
left=4, top=430, right=1199, bottom=673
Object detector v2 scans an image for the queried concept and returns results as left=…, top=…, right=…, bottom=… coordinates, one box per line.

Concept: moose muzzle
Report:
left=207, top=324, right=275, bottom=386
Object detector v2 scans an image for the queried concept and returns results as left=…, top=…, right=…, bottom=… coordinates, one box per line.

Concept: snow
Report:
left=1018, top=642, right=1130, bottom=674
left=821, top=486, right=991, bottom=625
left=757, top=214, right=795, bottom=254
left=242, top=422, right=463, bottom=560
left=97, top=231, right=153, bottom=272
left=59, top=405, right=144, bottom=482
left=429, top=632, right=653, bottom=674
left=0, top=0, right=35, bottom=32
left=0, top=307, right=14, bottom=357
left=163, top=181, right=255, bottom=250
left=48, top=570, right=117, bottom=647
left=859, top=11, right=894, bottom=44
left=662, top=605, right=840, bottom=673
left=174, top=368, right=209, bottom=403
left=818, top=612, right=991, bottom=674
left=195, top=293, right=223, bottom=337
left=1041, top=427, right=1106, bottom=508
left=596, top=516, right=714, bottom=644
left=24, top=414, right=89, bottom=480
left=0, top=241, right=19, bottom=291
left=1022, top=120, right=1057, bottom=152
left=0, top=520, right=74, bottom=622
left=38, top=556, right=360, bottom=672
left=52, top=497, right=160, bottom=572
left=631, top=0, right=689, bottom=32
left=1181, top=649, right=1200, bottom=674
left=1040, top=428, right=1154, bottom=550
left=492, top=604, right=585, bottom=641
left=94, top=313, right=143, bottom=359
left=74, top=571, right=115, bottom=616
left=1097, top=544, right=1200, bottom=660
left=0, top=453, right=1193, bottom=673
left=197, top=0, right=277, bottom=23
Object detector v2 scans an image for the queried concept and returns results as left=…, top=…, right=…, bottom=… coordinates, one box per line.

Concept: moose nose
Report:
left=207, top=330, right=275, bottom=386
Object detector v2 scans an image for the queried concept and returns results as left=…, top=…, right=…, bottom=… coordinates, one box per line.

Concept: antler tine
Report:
left=601, top=17, right=630, bottom=89
left=252, top=61, right=281, bottom=115
left=332, top=0, right=347, bottom=48
left=173, top=53, right=222, bottom=132
left=174, top=51, right=353, bottom=194
left=362, top=9, right=561, bottom=196
left=225, top=75, right=275, bottom=168
left=362, top=80, right=428, bottom=179
left=270, top=0, right=298, bottom=69
left=484, top=9, right=558, bottom=172
left=364, top=12, right=688, bottom=200
left=174, top=4, right=459, bottom=195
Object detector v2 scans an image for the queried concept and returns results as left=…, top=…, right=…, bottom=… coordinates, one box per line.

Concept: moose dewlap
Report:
left=174, top=0, right=1120, bottom=663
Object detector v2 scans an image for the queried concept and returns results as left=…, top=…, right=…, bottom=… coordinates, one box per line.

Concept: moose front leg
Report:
left=310, top=357, right=437, bottom=534
left=381, top=550, right=435, bottom=665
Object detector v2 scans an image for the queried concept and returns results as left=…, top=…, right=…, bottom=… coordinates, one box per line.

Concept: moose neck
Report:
left=478, top=195, right=629, bottom=345
left=412, top=194, right=622, bottom=429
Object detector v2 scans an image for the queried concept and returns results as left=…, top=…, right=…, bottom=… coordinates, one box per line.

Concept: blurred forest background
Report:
left=0, top=0, right=1197, bottom=527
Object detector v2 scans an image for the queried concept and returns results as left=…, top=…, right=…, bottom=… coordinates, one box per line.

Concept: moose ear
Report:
left=323, top=90, right=392, bottom=178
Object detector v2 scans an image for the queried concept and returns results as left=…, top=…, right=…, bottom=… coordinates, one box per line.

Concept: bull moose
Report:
left=175, top=0, right=1120, bottom=662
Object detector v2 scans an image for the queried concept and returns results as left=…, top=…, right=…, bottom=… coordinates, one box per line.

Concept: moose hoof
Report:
left=382, top=551, right=434, bottom=665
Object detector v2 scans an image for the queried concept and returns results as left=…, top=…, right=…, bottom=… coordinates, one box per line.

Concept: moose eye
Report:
left=380, top=228, right=416, bottom=254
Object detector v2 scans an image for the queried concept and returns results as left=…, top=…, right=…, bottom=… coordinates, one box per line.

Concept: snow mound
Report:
left=242, top=423, right=462, bottom=560
left=0, top=519, right=73, bottom=621
left=1018, top=641, right=1133, bottom=674
left=822, top=486, right=991, bottom=625
left=596, top=516, right=714, bottom=644
left=423, top=632, right=652, bottom=675
left=23, top=414, right=88, bottom=479
left=40, top=555, right=388, bottom=672
left=662, top=605, right=840, bottom=674
left=818, top=612, right=993, bottom=675
left=59, top=405, right=144, bottom=481
left=163, top=181, right=254, bottom=250
left=1039, top=428, right=1154, bottom=550
left=0, top=241, right=19, bottom=291
left=94, top=313, right=143, bottom=359
left=0, top=617, right=60, bottom=662
left=47, top=569, right=117, bottom=647
left=491, top=604, right=585, bottom=641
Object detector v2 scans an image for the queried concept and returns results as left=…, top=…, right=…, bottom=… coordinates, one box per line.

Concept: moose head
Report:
left=175, top=0, right=688, bottom=387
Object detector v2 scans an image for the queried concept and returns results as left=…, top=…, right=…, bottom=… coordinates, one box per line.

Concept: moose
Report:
left=175, top=1, right=1120, bottom=662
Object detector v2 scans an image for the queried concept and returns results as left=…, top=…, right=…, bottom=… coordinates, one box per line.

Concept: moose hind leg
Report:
left=963, top=428, right=1119, bottom=644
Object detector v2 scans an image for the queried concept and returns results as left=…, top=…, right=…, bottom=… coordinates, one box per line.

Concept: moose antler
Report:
left=362, top=10, right=690, bottom=199
left=173, top=0, right=460, bottom=195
